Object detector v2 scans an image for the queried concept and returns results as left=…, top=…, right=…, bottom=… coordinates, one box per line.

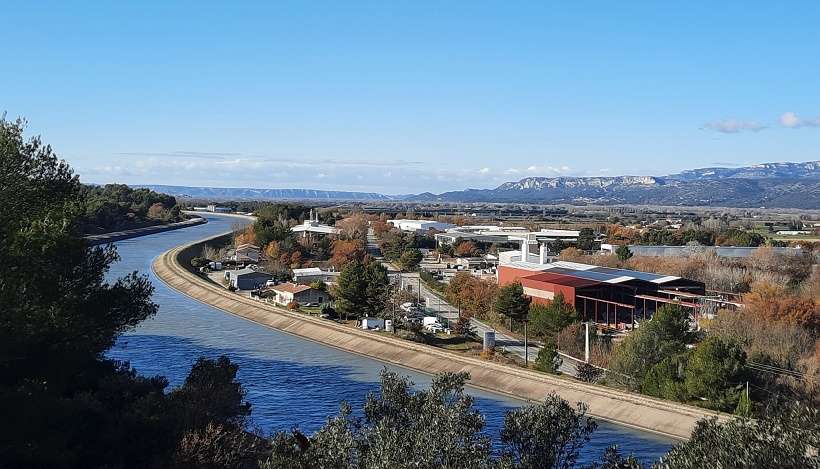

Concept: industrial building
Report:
left=498, top=259, right=706, bottom=329
left=388, top=219, right=457, bottom=233
left=434, top=225, right=528, bottom=245
left=436, top=226, right=580, bottom=252
left=292, top=209, right=340, bottom=238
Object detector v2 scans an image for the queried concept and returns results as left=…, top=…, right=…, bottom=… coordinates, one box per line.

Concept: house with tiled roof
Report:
left=269, top=282, right=328, bottom=307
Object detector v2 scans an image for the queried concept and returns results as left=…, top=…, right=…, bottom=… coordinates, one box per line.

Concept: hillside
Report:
left=136, top=185, right=394, bottom=202
left=410, top=161, right=820, bottom=208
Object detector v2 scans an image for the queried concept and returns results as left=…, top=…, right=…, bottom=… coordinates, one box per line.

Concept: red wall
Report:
left=497, top=266, right=540, bottom=286
left=497, top=266, right=578, bottom=307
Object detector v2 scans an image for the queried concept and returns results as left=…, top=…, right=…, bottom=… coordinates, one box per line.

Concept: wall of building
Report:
left=519, top=277, right=577, bottom=306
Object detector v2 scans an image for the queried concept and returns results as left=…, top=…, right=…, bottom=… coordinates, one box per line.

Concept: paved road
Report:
left=387, top=267, right=546, bottom=363
left=387, top=266, right=585, bottom=375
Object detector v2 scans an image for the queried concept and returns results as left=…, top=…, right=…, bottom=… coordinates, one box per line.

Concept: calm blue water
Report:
left=106, top=213, right=674, bottom=465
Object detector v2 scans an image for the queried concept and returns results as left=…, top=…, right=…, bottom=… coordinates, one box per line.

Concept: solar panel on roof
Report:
left=545, top=266, right=633, bottom=283
left=551, top=262, right=680, bottom=283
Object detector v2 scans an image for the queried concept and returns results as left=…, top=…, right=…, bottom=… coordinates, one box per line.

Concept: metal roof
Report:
left=503, top=260, right=684, bottom=286
left=522, top=271, right=602, bottom=289
left=543, top=261, right=681, bottom=285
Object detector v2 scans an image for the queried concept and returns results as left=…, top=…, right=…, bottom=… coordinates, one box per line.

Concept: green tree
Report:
left=658, top=403, right=819, bottom=468
left=529, top=293, right=578, bottom=341
left=333, top=260, right=390, bottom=320
left=363, top=261, right=390, bottom=318
left=576, top=228, right=596, bottom=251
left=534, top=342, right=562, bottom=374
left=0, top=119, right=253, bottom=467
left=500, top=393, right=597, bottom=469
left=495, top=282, right=531, bottom=326
left=615, top=244, right=633, bottom=262
left=334, top=260, right=367, bottom=320
left=609, top=306, right=693, bottom=388
left=735, top=387, right=752, bottom=417
left=171, top=356, right=252, bottom=431
left=583, top=445, right=643, bottom=469
left=640, top=355, right=688, bottom=401
left=399, top=248, right=423, bottom=271
left=262, top=370, right=492, bottom=469
left=684, top=336, right=747, bottom=411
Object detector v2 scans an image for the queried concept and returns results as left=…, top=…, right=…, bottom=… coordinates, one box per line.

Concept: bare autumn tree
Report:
left=455, top=241, right=479, bottom=257
left=744, top=281, right=818, bottom=332
left=234, top=225, right=256, bottom=247
left=335, top=213, right=369, bottom=242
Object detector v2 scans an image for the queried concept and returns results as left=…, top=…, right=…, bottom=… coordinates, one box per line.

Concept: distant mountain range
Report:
left=409, top=161, right=820, bottom=208
left=139, top=161, right=820, bottom=208
left=136, top=185, right=394, bottom=202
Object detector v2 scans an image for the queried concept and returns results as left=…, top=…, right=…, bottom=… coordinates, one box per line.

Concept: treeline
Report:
left=79, top=183, right=183, bottom=234
left=608, top=225, right=766, bottom=247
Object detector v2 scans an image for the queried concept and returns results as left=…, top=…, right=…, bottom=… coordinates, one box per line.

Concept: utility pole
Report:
left=524, top=319, right=529, bottom=367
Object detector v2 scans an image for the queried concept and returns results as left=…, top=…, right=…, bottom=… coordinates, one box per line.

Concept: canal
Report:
left=107, top=213, right=675, bottom=465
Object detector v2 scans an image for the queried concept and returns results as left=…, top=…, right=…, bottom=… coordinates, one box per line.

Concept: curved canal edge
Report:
left=85, top=216, right=208, bottom=246
left=152, top=231, right=729, bottom=441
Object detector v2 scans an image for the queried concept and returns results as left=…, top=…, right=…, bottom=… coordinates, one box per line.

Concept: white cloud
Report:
left=478, top=167, right=490, bottom=174
left=780, top=111, right=820, bottom=129
left=703, top=119, right=766, bottom=134
left=504, top=168, right=520, bottom=175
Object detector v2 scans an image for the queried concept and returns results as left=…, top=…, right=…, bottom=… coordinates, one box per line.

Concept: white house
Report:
left=269, top=282, right=328, bottom=306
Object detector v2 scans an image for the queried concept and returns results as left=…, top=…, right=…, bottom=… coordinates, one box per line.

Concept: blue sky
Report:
left=3, top=1, right=819, bottom=194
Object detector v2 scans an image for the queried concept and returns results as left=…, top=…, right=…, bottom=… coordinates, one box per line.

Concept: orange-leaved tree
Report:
left=744, top=281, right=818, bottom=332
left=330, top=239, right=366, bottom=269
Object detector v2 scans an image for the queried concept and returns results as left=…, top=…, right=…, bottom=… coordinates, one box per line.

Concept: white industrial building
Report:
left=292, top=209, right=340, bottom=238
left=387, top=219, right=457, bottom=233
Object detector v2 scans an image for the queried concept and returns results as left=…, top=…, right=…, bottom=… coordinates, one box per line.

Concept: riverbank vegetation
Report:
left=1, top=119, right=259, bottom=467
left=79, top=183, right=185, bottom=234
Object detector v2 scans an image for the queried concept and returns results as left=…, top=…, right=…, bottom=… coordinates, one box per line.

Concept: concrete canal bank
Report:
left=84, top=216, right=207, bottom=246
left=153, top=232, right=727, bottom=440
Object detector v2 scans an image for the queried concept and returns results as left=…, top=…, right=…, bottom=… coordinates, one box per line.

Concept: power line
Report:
left=746, top=361, right=805, bottom=381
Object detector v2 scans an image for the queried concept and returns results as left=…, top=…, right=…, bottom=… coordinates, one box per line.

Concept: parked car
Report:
left=265, top=279, right=277, bottom=287
left=402, top=315, right=422, bottom=325
left=425, top=323, right=445, bottom=333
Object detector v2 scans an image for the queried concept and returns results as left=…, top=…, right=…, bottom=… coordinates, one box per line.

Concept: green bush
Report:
left=534, top=343, right=562, bottom=373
